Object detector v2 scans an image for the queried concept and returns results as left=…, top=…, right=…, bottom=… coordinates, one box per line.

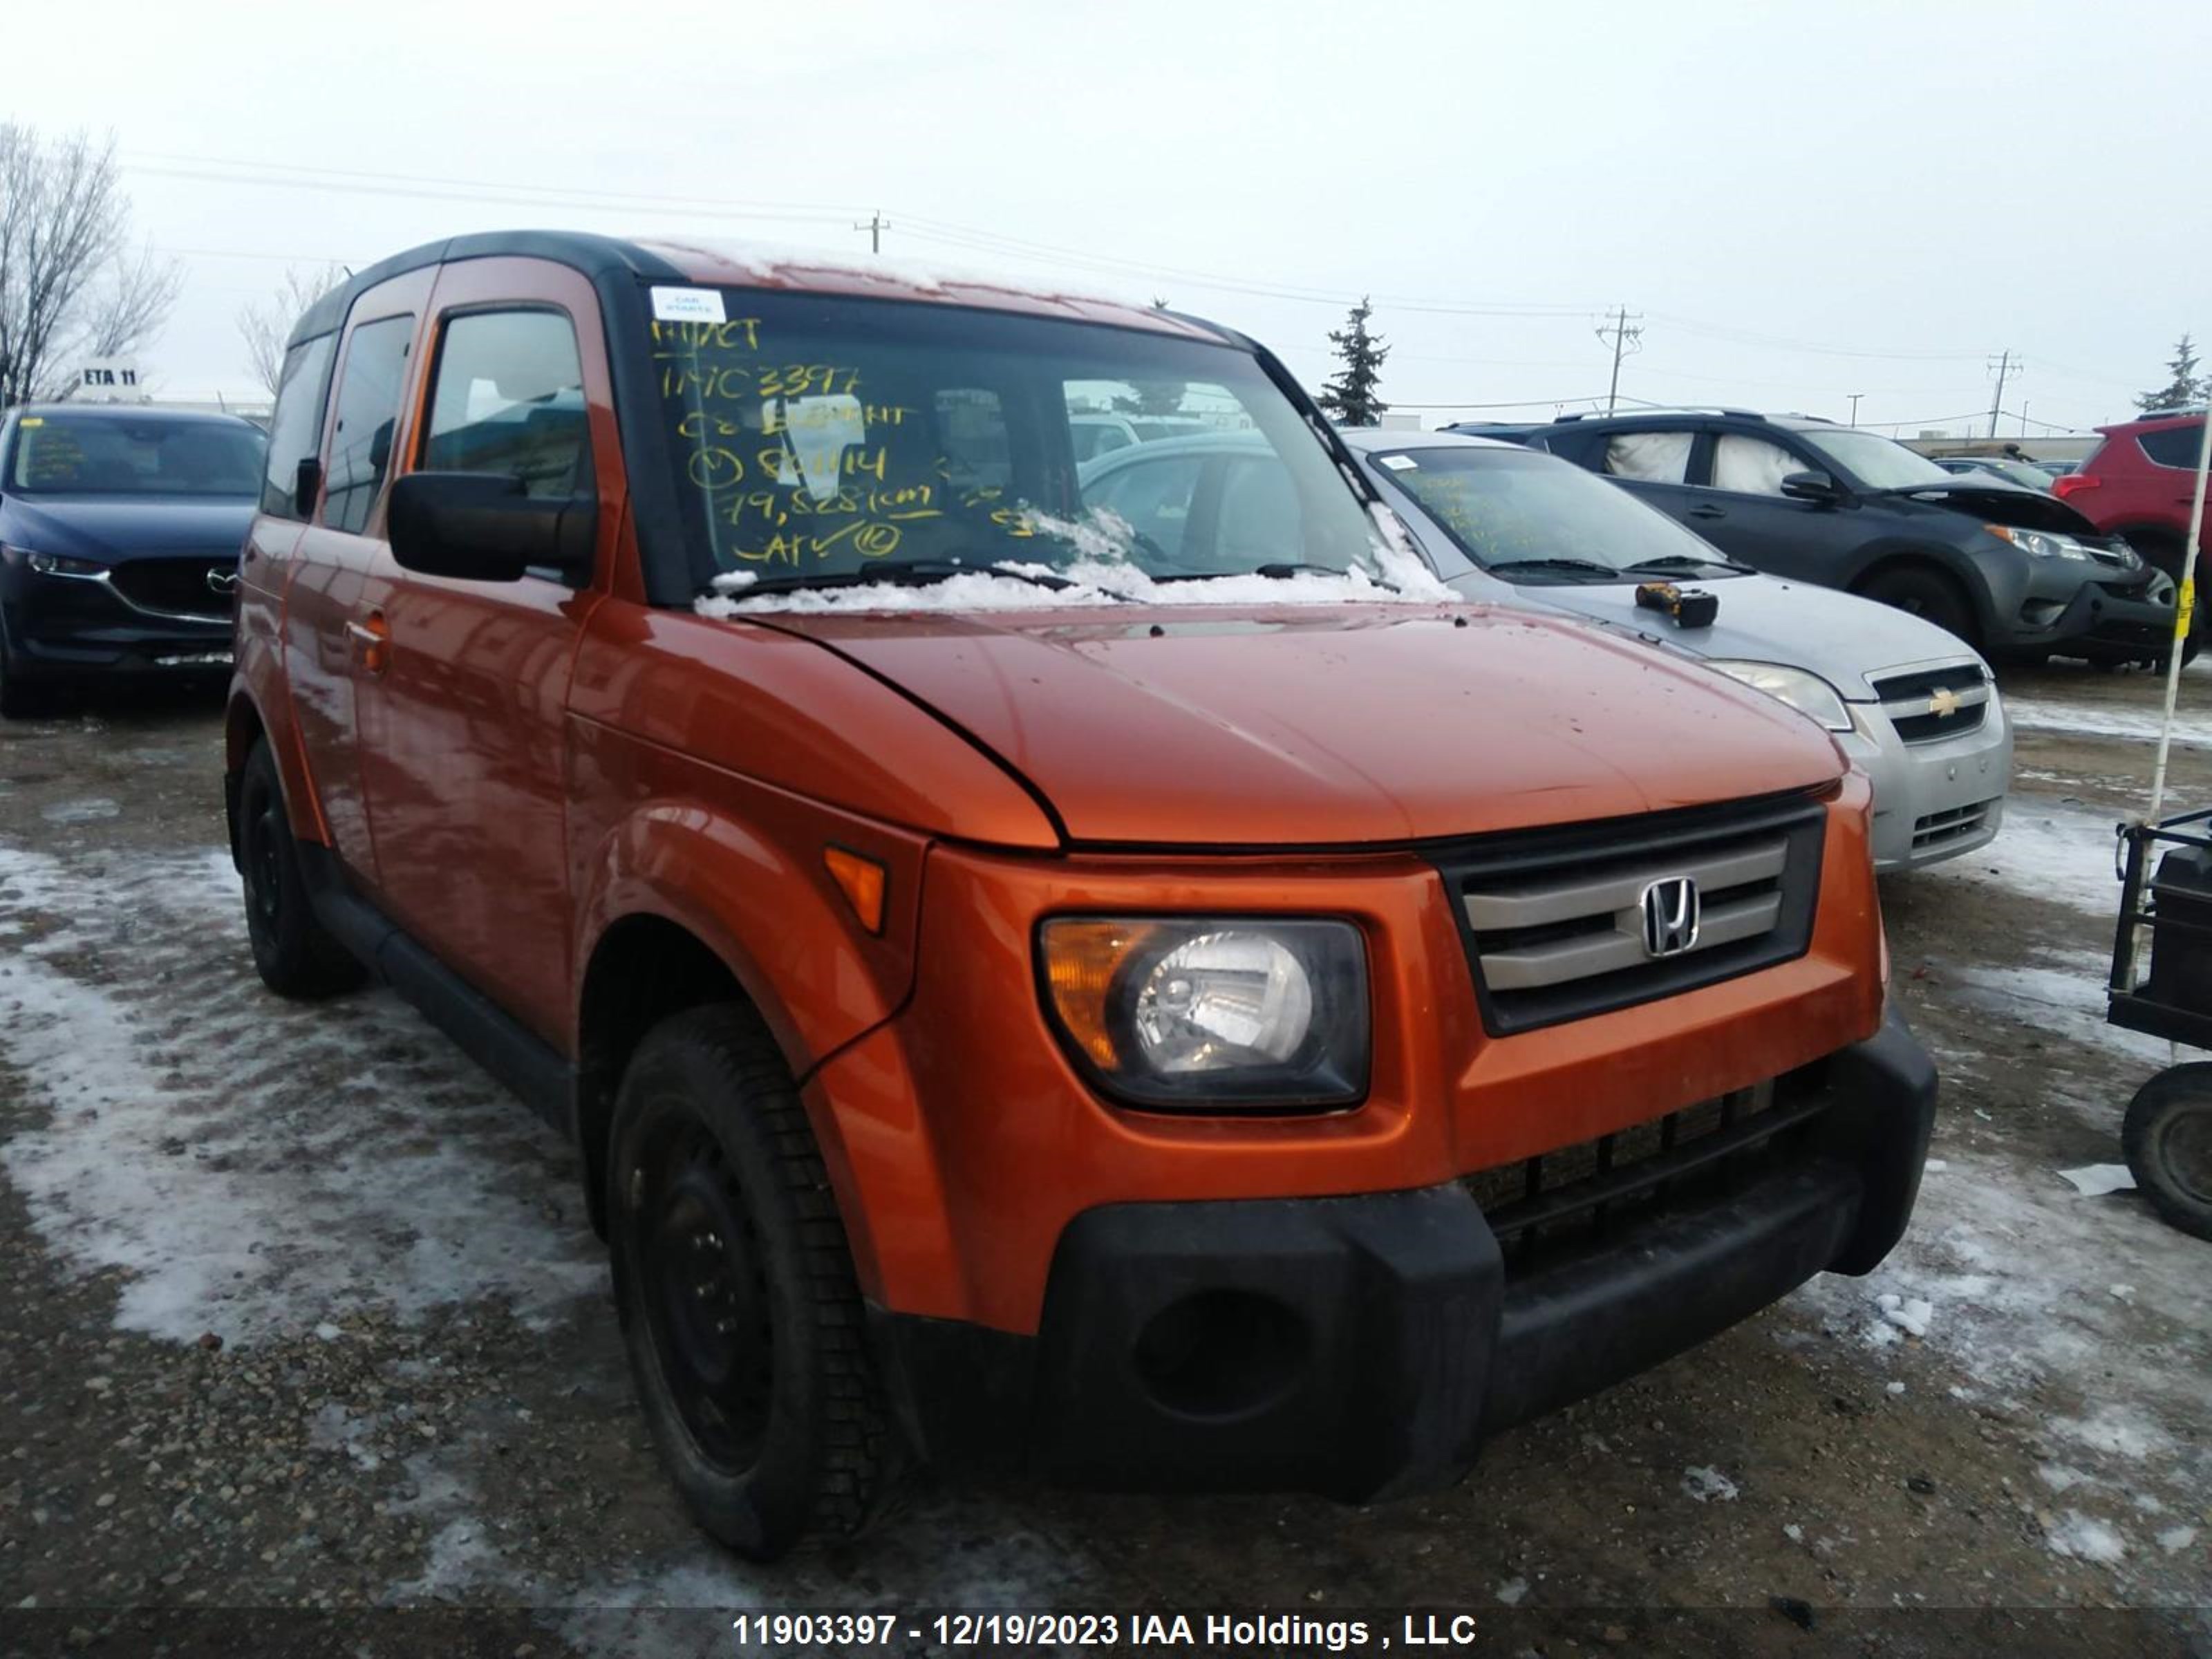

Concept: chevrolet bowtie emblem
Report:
left=1928, top=687, right=1961, bottom=718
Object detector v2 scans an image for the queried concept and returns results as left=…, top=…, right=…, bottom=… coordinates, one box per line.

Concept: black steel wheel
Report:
left=608, top=1003, right=900, bottom=1559
left=236, top=738, right=364, bottom=998
left=2122, top=1062, right=2212, bottom=1242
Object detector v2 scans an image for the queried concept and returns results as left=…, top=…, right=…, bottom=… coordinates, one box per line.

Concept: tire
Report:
left=236, top=738, right=366, bottom=998
left=1857, top=565, right=1980, bottom=648
left=0, top=637, right=46, bottom=720
left=608, top=1003, right=901, bottom=1559
left=2122, top=1064, right=2212, bottom=1243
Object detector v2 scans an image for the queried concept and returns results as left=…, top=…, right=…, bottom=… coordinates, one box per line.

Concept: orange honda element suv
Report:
left=225, top=232, right=1934, bottom=1559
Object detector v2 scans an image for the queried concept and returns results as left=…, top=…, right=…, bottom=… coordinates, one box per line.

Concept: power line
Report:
left=1595, top=307, right=1644, bottom=414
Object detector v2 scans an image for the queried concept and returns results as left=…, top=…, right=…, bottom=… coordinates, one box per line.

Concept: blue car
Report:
left=0, top=404, right=266, bottom=715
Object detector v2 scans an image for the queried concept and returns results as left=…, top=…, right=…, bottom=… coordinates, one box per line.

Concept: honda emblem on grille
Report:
left=206, top=568, right=241, bottom=597
left=1639, top=877, right=1700, bottom=958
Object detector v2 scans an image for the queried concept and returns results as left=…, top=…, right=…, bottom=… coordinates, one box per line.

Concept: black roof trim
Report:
left=289, top=230, right=688, bottom=346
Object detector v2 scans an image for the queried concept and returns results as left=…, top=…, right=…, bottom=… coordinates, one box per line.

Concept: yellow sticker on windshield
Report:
left=19, top=416, right=42, bottom=427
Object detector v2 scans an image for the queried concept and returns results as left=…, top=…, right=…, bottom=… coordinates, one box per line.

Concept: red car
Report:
left=2056, top=411, right=2206, bottom=658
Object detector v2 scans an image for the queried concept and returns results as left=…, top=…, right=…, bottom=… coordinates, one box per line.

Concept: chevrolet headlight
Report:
left=1985, top=523, right=2090, bottom=562
left=1040, top=917, right=1369, bottom=1110
left=1704, top=659, right=1855, bottom=733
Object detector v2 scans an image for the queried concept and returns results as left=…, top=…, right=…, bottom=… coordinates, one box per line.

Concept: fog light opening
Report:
left=1131, top=1290, right=1309, bottom=1420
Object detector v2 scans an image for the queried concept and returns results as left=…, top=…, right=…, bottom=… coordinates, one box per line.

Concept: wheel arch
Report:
left=1848, top=551, right=1986, bottom=642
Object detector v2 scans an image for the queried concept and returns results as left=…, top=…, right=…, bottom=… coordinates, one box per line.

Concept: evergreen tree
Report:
left=1318, top=297, right=1389, bottom=427
left=2135, top=332, right=2205, bottom=412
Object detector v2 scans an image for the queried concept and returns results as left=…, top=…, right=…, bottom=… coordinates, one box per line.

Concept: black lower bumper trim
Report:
left=870, top=1009, right=1936, bottom=1501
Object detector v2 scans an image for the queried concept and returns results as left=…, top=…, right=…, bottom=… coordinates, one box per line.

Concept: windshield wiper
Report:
left=1485, top=556, right=1625, bottom=581
left=1622, top=554, right=1756, bottom=576
left=716, top=558, right=1078, bottom=598
left=1156, top=561, right=1391, bottom=588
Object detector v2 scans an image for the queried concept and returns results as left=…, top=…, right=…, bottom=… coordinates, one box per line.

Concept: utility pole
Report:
left=2021, top=402, right=2030, bottom=438
left=1987, top=350, right=2018, bottom=438
left=1848, top=393, right=1863, bottom=427
left=853, top=212, right=890, bottom=254
left=1595, top=306, right=1643, bottom=414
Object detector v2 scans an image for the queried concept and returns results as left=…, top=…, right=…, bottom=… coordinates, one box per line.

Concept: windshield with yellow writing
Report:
left=650, top=290, right=1381, bottom=585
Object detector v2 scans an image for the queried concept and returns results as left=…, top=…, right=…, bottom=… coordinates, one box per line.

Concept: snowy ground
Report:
left=1, top=659, right=2208, bottom=1658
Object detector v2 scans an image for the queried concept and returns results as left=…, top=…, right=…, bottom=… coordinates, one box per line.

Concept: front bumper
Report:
left=2007, top=570, right=2177, bottom=662
left=870, top=1009, right=1936, bottom=1501
left=0, top=556, right=233, bottom=682
left=1839, top=695, right=2012, bottom=871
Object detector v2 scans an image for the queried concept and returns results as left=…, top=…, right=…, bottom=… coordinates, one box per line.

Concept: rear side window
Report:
left=261, top=335, right=337, bottom=519
left=421, top=310, right=591, bottom=498
left=322, top=315, right=415, bottom=535
left=1604, top=430, right=1694, bottom=483
left=2138, top=423, right=2206, bottom=470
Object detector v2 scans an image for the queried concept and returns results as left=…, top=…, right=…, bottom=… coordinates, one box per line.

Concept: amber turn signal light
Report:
left=824, top=847, right=886, bottom=934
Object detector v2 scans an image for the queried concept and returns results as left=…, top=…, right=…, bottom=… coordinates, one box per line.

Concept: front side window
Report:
left=1711, top=433, right=1806, bottom=496
left=649, top=290, right=1385, bottom=590
left=421, top=310, right=590, bottom=498
left=261, top=333, right=337, bottom=519
left=1381, top=445, right=1730, bottom=580
left=6, top=413, right=264, bottom=498
left=1603, top=430, right=1694, bottom=484
left=322, top=315, right=415, bottom=535
left=1795, top=428, right=1951, bottom=491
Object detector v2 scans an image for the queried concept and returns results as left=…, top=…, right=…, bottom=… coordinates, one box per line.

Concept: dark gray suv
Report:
left=1454, top=409, right=2177, bottom=664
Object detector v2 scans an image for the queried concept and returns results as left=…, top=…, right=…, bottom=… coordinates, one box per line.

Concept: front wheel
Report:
left=1857, top=565, right=1980, bottom=649
left=2122, top=1064, right=2212, bottom=1242
left=608, top=1004, right=901, bottom=1559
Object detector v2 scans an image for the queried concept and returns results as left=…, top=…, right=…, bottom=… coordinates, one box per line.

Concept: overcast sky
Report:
left=12, top=0, right=2207, bottom=437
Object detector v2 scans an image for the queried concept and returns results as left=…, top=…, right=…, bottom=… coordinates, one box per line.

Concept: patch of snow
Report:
left=2037, top=1464, right=2091, bottom=1492
left=41, top=798, right=120, bottom=824
left=2059, top=1165, right=2138, bottom=1197
left=1949, top=953, right=2173, bottom=1067
left=2045, top=1512, right=2127, bottom=1564
left=1913, top=799, right=2124, bottom=919
left=2007, top=691, right=2209, bottom=751
left=1494, top=1577, right=1528, bottom=1606
left=2050, top=1405, right=2172, bottom=1461
left=1680, top=1465, right=1739, bottom=1503
left=1783, top=1523, right=1804, bottom=1544
left=696, top=506, right=1454, bottom=617
left=1886, top=1380, right=1906, bottom=1396
left=1877, top=1293, right=1934, bottom=1338
left=2157, top=1525, right=2199, bottom=1555
left=0, top=842, right=603, bottom=1345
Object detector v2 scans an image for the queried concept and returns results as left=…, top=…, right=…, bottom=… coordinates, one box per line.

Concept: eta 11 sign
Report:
left=78, top=359, right=144, bottom=400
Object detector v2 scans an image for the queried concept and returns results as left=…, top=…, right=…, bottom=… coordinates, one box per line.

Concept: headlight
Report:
left=1703, top=659, right=1855, bottom=733
left=24, top=550, right=107, bottom=579
left=1984, top=523, right=2090, bottom=562
left=1040, top=917, right=1369, bottom=1111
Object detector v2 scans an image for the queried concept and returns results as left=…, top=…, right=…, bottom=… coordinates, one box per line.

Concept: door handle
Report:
left=345, top=614, right=391, bottom=675
left=1687, top=505, right=1726, bottom=519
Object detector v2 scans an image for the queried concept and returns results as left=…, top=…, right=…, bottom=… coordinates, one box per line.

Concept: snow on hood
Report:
left=695, top=507, right=1454, bottom=619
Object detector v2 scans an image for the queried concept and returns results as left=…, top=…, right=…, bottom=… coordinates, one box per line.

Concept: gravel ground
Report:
left=1, top=659, right=2207, bottom=1659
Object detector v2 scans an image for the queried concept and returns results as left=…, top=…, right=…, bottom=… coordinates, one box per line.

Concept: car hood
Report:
left=1874, top=479, right=2099, bottom=536
left=1471, top=572, right=1985, bottom=699
left=752, top=603, right=1844, bottom=846
left=0, top=494, right=256, bottom=562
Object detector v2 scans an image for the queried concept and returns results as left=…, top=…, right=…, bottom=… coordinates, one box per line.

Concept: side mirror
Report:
left=1780, top=469, right=1843, bottom=505
left=292, top=457, right=321, bottom=519
left=387, top=472, right=595, bottom=583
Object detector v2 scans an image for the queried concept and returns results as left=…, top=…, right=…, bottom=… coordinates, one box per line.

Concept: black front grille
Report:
left=1913, top=798, right=1997, bottom=852
left=108, top=556, right=235, bottom=620
left=1431, top=791, right=1828, bottom=1035
left=1463, top=1065, right=1831, bottom=1275
left=1873, top=662, right=1990, bottom=744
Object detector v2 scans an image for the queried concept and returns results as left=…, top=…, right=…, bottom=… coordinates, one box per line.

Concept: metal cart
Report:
left=2107, top=809, right=2212, bottom=1240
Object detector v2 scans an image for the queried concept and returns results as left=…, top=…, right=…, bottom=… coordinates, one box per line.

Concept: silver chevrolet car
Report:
left=1078, top=429, right=2011, bottom=871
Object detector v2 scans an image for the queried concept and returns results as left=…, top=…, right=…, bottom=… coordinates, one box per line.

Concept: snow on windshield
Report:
left=695, top=505, right=1454, bottom=617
